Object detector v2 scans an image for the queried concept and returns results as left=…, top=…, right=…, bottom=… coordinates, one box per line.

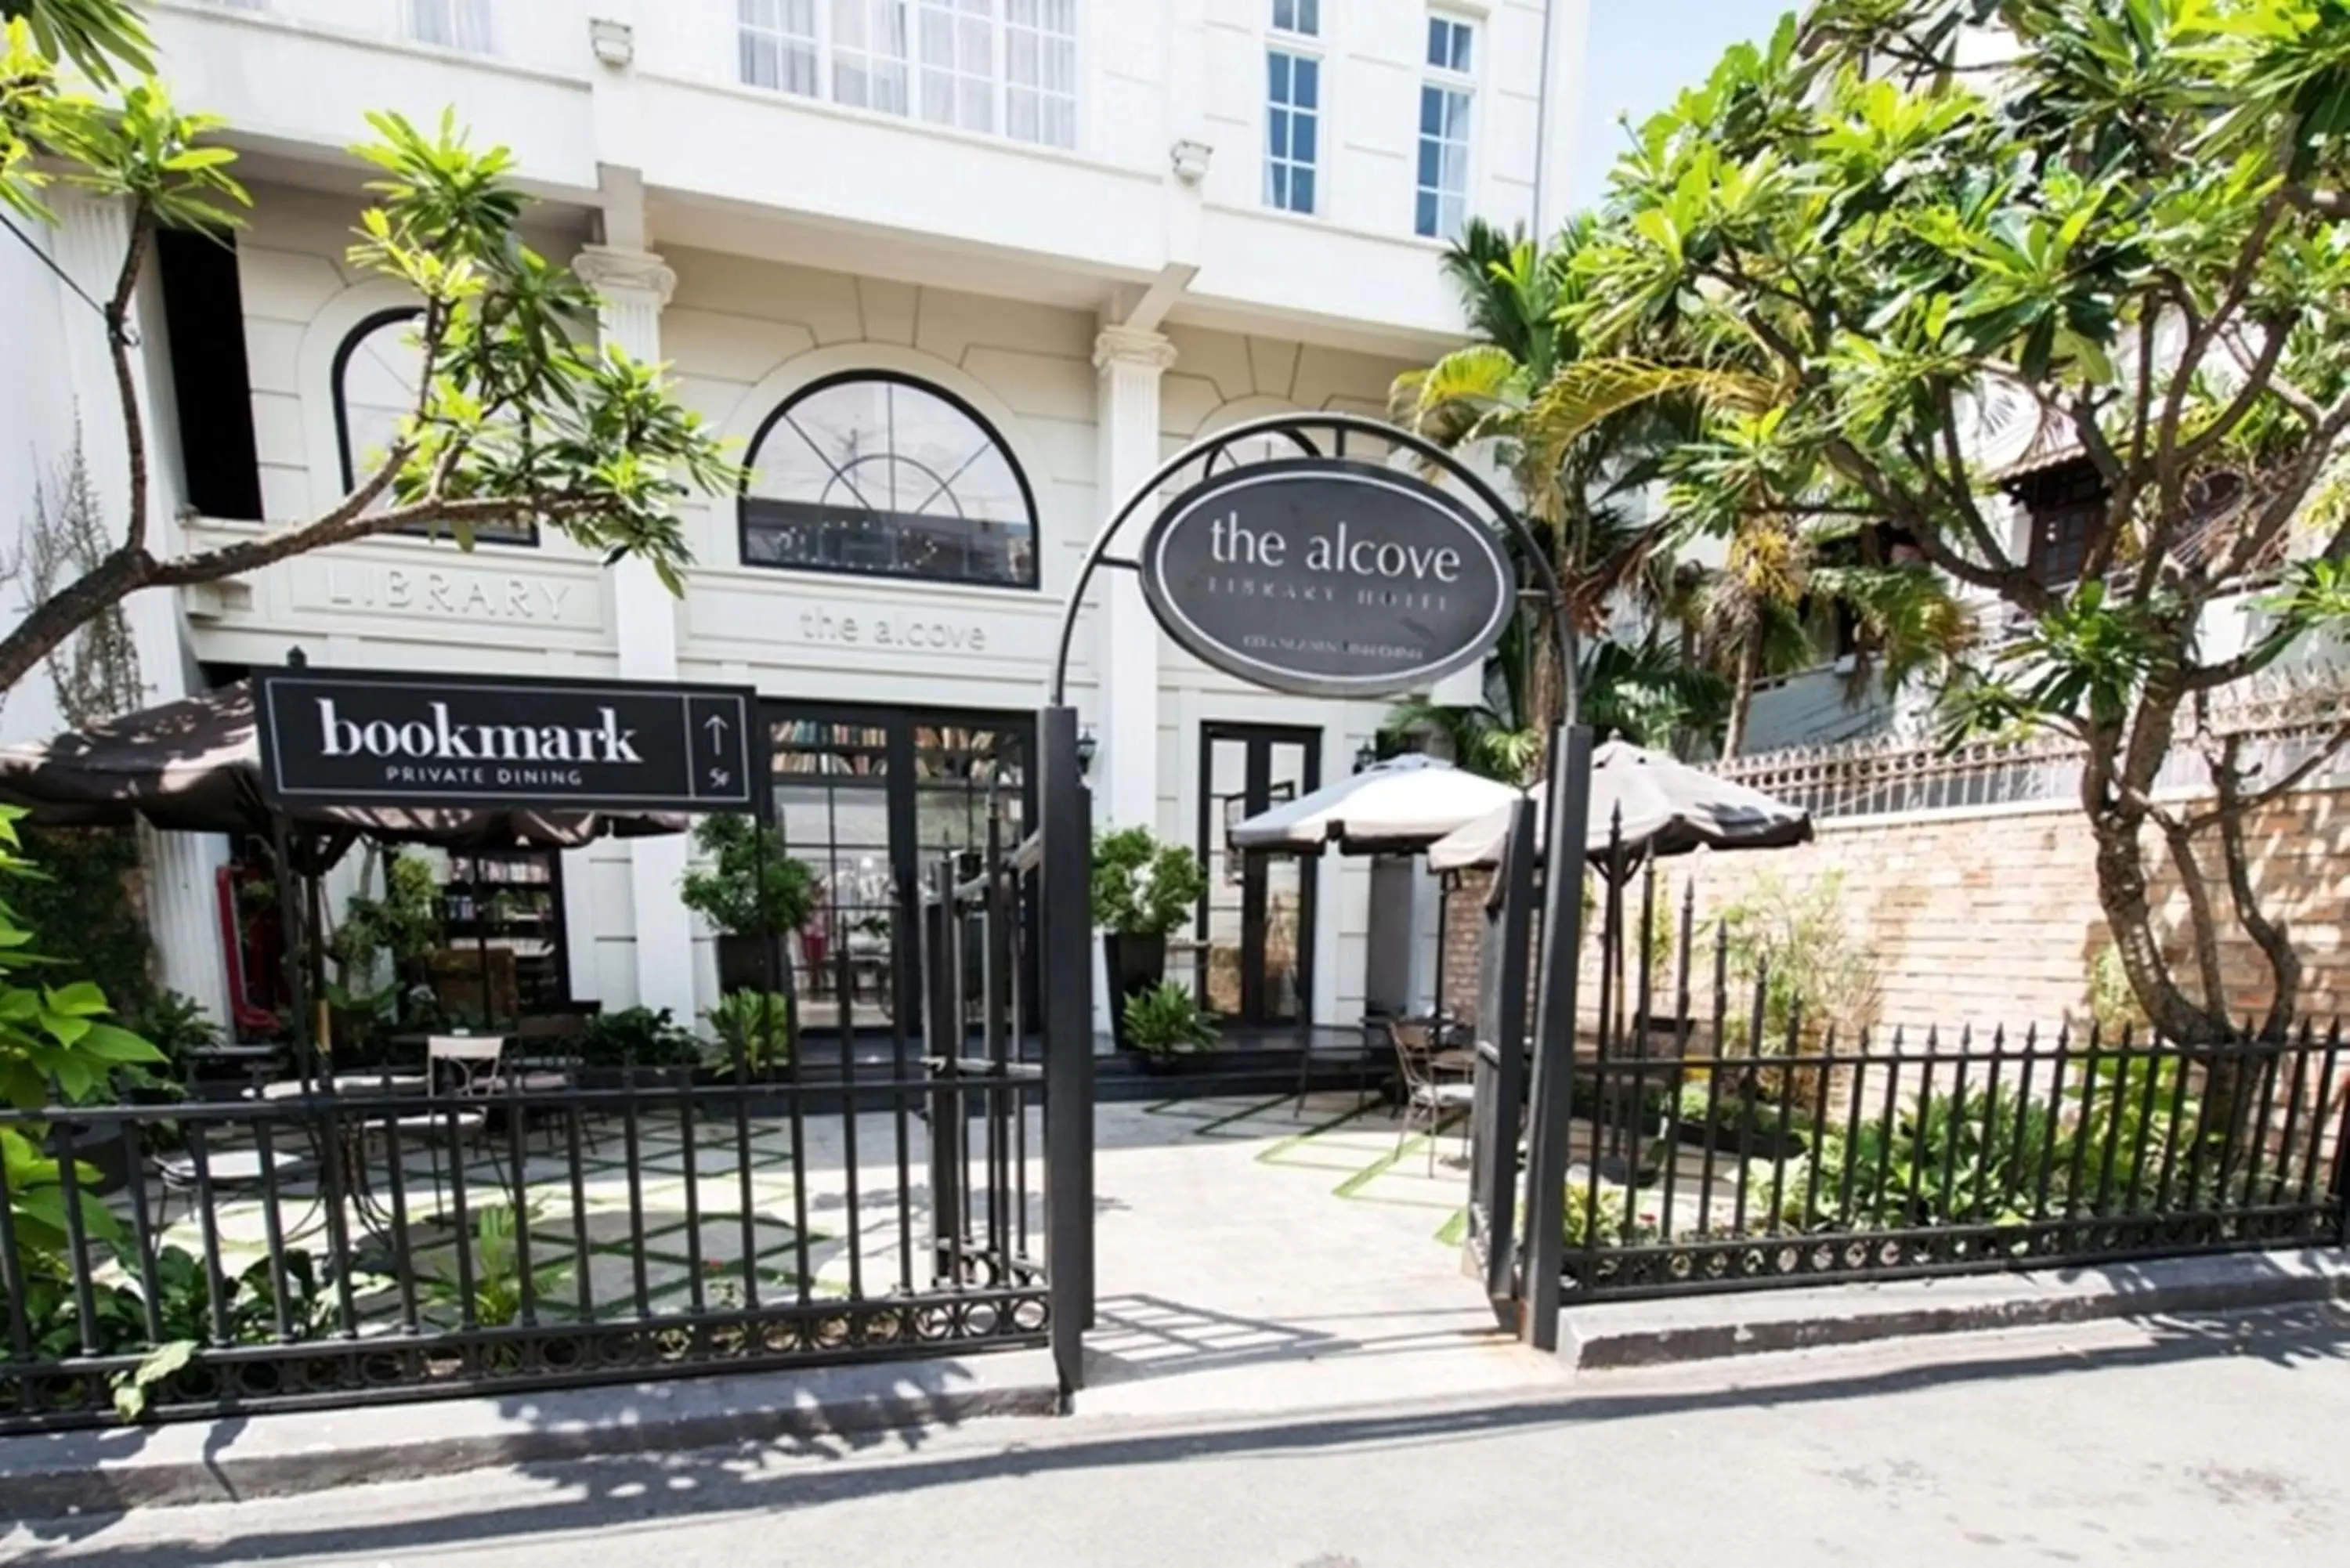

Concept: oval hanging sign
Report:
left=1137, top=457, right=1517, bottom=699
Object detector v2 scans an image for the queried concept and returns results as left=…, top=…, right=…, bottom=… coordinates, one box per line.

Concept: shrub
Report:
left=1122, top=981, right=1218, bottom=1057
left=1712, top=871, right=1879, bottom=1100
left=678, top=817, right=815, bottom=938
left=577, top=1006, right=700, bottom=1068
left=703, top=990, right=794, bottom=1074
left=1090, top=829, right=1207, bottom=937
left=1838, top=1086, right=2059, bottom=1228
left=1561, top=1179, right=1660, bottom=1248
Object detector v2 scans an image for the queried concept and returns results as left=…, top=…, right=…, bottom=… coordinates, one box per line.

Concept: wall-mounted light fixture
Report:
left=1076, top=727, right=1099, bottom=777
left=590, top=18, right=634, bottom=67
left=1354, top=742, right=1378, bottom=774
left=1170, top=139, right=1213, bottom=185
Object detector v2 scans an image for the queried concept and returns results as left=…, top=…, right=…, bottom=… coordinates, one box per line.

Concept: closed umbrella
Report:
left=1425, top=736, right=1812, bottom=873
left=1227, top=754, right=1521, bottom=855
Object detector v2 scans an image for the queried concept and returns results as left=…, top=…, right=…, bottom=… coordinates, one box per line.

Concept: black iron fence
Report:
left=0, top=967, right=1050, bottom=1435
left=1564, top=1021, right=2350, bottom=1299
left=1467, top=804, right=2350, bottom=1324
left=1551, top=844, right=2350, bottom=1300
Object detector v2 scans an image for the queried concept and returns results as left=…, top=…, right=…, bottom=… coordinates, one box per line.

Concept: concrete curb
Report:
left=0, top=1349, right=1061, bottom=1522
left=1556, top=1247, right=2350, bottom=1371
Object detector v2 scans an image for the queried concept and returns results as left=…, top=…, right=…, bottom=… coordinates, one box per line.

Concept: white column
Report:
left=1093, top=324, right=1175, bottom=833
left=573, top=244, right=696, bottom=1022
left=53, top=191, right=231, bottom=1025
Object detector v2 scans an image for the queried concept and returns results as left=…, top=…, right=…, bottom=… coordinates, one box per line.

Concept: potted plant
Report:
left=678, top=817, right=816, bottom=995
left=1090, top=827, right=1207, bottom=1048
left=573, top=1006, right=703, bottom=1087
left=1123, top=982, right=1218, bottom=1074
left=703, top=990, right=794, bottom=1077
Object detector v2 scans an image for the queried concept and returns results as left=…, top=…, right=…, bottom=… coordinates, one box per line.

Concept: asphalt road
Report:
left=7, top=1307, right=2347, bottom=1568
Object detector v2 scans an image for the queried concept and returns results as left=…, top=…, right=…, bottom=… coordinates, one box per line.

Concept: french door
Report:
left=1196, top=724, right=1322, bottom=1027
left=766, top=703, right=1033, bottom=1042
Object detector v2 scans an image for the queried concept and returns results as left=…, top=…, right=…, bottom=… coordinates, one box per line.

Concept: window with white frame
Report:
left=738, top=0, right=1078, bottom=150
left=918, top=0, right=995, bottom=132
left=1004, top=0, right=1077, bottom=149
left=407, top=0, right=493, bottom=54
left=832, top=0, right=912, bottom=114
left=1416, top=13, right=1474, bottom=240
left=740, top=0, right=820, bottom=96
left=1264, top=0, right=1321, bottom=216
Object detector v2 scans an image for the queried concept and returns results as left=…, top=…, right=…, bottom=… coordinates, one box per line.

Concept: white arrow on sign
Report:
left=703, top=713, right=731, bottom=756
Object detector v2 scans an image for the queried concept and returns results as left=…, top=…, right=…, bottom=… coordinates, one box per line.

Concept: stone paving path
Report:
left=118, top=1089, right=1564, bottom=1412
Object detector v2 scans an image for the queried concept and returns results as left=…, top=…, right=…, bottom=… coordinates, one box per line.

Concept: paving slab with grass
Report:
left=1081, top=1091, right=1564, bottom=1416
left=124, top=1089, right=1564, bottom=1427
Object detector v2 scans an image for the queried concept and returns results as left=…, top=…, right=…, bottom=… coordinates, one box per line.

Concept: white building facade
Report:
left=3, top=0, right=1593, bottom=1037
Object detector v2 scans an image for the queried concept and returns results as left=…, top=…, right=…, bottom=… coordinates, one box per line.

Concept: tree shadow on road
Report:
left=10, top=1297, right=2345, bottom=1566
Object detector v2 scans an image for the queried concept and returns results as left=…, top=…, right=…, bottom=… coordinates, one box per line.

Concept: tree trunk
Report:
left=1719, top=619, right=1765, bottom=763
left=2091, top=811, right=2225, bottom=1047
left=0, top=547, right=154, bottom=699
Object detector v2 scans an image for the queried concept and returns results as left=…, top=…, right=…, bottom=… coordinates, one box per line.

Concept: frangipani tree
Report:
left=1552, top=0, right=2350, bottom=1044
left=0, top=9, right=735, bottom=699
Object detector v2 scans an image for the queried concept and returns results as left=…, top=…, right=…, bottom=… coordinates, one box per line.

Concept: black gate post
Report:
left=924, top=858, right=967, bottom=1284
left=1039, top=703, right=1094, bottom=1402
left=1519, top=721, right=1595, bottom=1351
left=1473, top=796, right=1540, bottom=1302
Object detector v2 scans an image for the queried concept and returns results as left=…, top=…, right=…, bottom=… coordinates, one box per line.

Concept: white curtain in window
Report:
left=833, top=0, right=912, bottom=115
left=740, top=0, right=820, bottom=96
left=1004, top=0, right=1076, bottom=149
left=408, top=0, right=494, bottom=54
left=917, top=0, right=995, bottom=133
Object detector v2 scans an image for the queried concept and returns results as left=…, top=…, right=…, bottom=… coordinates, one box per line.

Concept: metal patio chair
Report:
left=1390, top=1018, right=1476, bottom=1176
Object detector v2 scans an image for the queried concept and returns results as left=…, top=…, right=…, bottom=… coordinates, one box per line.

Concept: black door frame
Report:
left=1195, top=721, right=1322, bottom=1027
left=762, top=699, right=1038, bottom=1039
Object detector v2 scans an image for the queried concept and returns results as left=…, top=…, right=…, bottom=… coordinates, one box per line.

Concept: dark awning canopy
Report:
left=0, top=682, right=686, bottom=853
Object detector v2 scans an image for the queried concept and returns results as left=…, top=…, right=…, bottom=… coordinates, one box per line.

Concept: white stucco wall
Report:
left=175, top=187, right=1425, bottom=1024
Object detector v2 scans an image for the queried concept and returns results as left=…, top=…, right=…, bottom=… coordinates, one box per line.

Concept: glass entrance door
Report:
left=1198, top=724, right=1322, bottom=1028
left=768, top=704, right=1032, bottom=1044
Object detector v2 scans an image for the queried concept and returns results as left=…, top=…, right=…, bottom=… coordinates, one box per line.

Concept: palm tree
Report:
left=1392, top=220, right=1773, bottom=741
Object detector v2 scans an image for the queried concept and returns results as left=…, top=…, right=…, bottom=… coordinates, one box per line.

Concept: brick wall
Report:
left=1440, top=787, right=2350, bottom=1037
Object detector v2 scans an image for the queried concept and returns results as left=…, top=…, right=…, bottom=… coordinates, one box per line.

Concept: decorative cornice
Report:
left=1093, top=323, right=1177, bottom=373
left=572, top=244, right=676, bottom=306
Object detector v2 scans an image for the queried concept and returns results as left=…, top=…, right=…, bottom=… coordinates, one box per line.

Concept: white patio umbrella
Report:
left=1227, top=754, right=1520, bottom=856
left=1425, top=736, right=1813, bottom=873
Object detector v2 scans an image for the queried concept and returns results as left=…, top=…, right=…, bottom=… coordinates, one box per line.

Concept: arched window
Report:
left=331, top=308, right=533, bottom=544
left=739, top=373, right=1038, bottom=588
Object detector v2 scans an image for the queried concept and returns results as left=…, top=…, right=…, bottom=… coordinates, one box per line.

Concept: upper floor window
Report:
left=1271, top=0, right=1318, bottom=36
left=739, top=373, right=1038, bottom=589
left=739, top=0, right=820, bottom=96
left=1004, top=1, right=1077, bottom=147
left=407, top=0, right=494, bottom=53
left=2009, top=457, right=2103, bottom=589
left=1416, top=13, right=1475, bottom=240
left=738, top=0, right=1077, bottom=151
left=333, top=309, right=535, bottom=546
left=1264, top=43, right=1320, bottom=215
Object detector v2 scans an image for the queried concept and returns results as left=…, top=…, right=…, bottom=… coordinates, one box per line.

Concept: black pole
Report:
left=270, top=814, right=315, bottom=1092
left=1479, top=796, right=1539, bottom=1302
left=1039, top=703, right=1093, bottom=1405
left=471, top=854, right=493, bottom=1029
left=1519, top=721, right=1594, bottom=1352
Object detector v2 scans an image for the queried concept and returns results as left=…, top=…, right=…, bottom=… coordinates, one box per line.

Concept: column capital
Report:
left=1094, top=323, right=1177, bottom=374
left=573, top=244, right=676, bottom=306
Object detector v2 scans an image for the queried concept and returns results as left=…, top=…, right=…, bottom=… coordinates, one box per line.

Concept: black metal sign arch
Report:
left=1031, top=413, right=1596, bottom=1404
